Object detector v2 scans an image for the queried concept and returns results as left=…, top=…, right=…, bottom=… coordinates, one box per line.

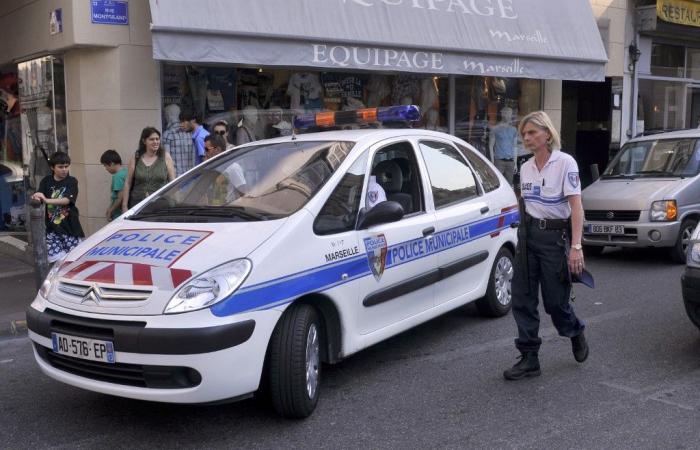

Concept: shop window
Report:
left=454, top=76, right=540, bottom=161
left=650, top=43, right=685, bottom=78
left=160, top=64, right=449, bottom=153
left=687, top=48, right=700, bottom=81
left=638, top=79, right=686, bottom=132
left=0, top=67, right=23, bottom=231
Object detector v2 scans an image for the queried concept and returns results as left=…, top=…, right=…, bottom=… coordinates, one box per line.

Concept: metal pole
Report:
left=29, top=198, right=48, bottom=288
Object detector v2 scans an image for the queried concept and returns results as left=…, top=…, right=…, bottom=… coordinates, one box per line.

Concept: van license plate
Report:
left=51, top=332, right=115, bottom=364
left=589, top=224, right=625, bottom=235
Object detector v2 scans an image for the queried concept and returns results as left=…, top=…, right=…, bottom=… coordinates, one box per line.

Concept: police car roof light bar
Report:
left=293, top=105, right=421, bottom=130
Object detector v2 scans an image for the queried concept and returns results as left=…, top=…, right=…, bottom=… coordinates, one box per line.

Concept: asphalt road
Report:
left=2, top=248, right=699, bottom=449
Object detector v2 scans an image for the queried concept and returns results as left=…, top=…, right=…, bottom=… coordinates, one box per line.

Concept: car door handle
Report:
left=422, top=227, right=435, bottom=237
left=480, top=206, right=490, bottom=214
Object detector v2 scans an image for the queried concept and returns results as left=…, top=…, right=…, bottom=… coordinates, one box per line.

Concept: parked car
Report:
left=581, top=129, right=700, bottom=262
left=682, top=226, right=700, bottom=330
left=26, top=106, right=519, bottom=418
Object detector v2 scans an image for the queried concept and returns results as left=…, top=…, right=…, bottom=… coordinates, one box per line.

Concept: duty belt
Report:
left=524, top=214, right=570, bottom=230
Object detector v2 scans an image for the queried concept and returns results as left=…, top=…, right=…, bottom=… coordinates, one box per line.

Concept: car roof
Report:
left=628, top=128, right=700, bottom=143
left=234, top=128, right=463, bottom=150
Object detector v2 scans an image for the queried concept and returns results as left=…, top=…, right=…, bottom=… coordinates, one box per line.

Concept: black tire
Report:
left=476, top=247, right=514, bottom=317
left=583, top=245, right=605, bottom=257
left=268, top=304, right=321, bottom=419
left=671, top=219, right=698, bottom=264
left=684, top=299, right=700, bottom=331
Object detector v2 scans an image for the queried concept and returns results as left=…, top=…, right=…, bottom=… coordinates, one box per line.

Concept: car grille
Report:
left=58, top=281, right=152, bottom=302
left=585, top=210, right=641, bottom=222
left=35, top=344, right=201, bottom=389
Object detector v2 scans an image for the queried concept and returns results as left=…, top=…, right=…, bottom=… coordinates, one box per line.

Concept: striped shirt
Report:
left=520, top=150, right=581, bottom=219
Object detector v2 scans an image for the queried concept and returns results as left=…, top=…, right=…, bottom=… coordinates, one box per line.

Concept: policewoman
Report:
left=504, top=111, right=588, bottom=381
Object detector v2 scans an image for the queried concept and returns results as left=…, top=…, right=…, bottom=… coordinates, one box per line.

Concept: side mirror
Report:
left=356, top=201, right=404, bottom=229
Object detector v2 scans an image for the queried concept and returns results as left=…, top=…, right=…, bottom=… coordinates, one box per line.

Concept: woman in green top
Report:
left=121, top=127, right=176, bottom=212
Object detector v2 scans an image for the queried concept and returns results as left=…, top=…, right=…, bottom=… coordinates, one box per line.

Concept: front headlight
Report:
left=650, top=200, right=677, bottom=222
left=689, top=241, right=700, bottom=265
left=39, top=256, right=66, bottom=299
left=164, top=259, right=252, bottom=314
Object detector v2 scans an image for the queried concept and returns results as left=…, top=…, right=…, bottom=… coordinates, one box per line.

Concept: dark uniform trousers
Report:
left=511, top=223, right=585, bottom=353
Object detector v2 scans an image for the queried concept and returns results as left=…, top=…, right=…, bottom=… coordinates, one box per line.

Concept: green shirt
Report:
left=110, top=167, right=127, bottom=219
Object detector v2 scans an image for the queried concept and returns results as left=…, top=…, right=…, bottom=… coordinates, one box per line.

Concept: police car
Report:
left=27, top=106, right=518, bottom=418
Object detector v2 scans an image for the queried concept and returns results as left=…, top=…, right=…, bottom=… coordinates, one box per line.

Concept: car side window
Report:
left=419, top=141, right=479, bottom=209
left=456, top=143, right=501, bottom=193
left=313, top=153, right=368, bottom=235
left=370, top=141, right=424, bottom=215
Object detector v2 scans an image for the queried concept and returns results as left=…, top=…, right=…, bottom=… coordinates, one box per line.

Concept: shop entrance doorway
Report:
left=688, top=85, right=700, bottom=129
left=561, top=78, right=612, bottom=188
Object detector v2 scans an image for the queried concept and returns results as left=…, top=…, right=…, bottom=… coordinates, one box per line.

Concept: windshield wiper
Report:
left=635, top=170, right=675, bottom=177
left=601, top=174, right=636, bottom=179
left=130, top=205, right=269, bottom=221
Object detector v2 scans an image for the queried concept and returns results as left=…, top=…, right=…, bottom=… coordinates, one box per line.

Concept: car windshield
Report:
left=602, top=138, right=700, bottom=178
left=130, top=140, right=354, bottom=222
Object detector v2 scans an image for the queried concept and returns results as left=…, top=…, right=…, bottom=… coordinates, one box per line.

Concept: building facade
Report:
left=1, top=0, right=614, bottom=238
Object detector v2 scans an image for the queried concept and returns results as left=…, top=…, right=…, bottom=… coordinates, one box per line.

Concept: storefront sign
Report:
left=657, top=0, right=700, bottom=27
left=91, top=0, right=129, bottom=25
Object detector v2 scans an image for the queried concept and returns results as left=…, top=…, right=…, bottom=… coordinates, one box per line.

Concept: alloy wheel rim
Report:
left=305, top=323, right=320, bottom=399
left=682, top=226, right=693, bottom=255
left=495, top=255, right=513, bottom=306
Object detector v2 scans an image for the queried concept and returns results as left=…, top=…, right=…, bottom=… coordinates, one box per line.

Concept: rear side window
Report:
left=418, top=141, right=478, bottom=208
left=456, top=143, right=500, bottom=192
left=314, top=153, right=368, bottom=235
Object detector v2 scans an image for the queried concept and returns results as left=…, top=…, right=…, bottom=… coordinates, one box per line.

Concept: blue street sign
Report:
left=91, top=0, right=128, bottom=25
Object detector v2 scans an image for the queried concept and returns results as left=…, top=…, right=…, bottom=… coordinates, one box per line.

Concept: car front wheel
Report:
left=476, top=247, right=514, bottom=317
left=671, top=219, right=697, bottom=264
left=269, top=304, right=321, bottom=418
left=684, top=298, right=700, bottom=331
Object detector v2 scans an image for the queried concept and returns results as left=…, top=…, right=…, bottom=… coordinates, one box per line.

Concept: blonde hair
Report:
left=518, top=111, right=561, bottom=151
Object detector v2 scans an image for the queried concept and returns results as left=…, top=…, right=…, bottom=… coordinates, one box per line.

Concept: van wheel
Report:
left=269, top=304, right=321, bottom=418
left=476, top=247, right=513, bottom=317
left=671, top=219, right=697, bottom=264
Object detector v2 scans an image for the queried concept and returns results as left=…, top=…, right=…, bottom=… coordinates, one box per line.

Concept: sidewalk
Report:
left=0, top=249, right=36, bottom=338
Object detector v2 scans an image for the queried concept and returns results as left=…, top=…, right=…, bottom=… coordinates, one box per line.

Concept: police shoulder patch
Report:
left=567, top=172, right=579, bottom=189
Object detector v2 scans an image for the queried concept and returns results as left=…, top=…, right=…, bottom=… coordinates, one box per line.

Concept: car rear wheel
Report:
left=476, top=247, right=513, bottom=317
left=671, top=219, right=697, bottom=264
left=269, top=304, right=321, bottom=418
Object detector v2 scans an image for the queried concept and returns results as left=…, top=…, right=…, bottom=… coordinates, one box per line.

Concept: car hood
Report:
left=582, top=178, right=688, bottom=211
left=47, top=218, right=287, bottom=315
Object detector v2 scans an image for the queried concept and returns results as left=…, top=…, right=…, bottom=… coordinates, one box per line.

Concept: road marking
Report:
left=599, top=381, right=642, bottom=395
left=0, top=359, right=13, bottom=364
left=425, top=308, right=634, bottom=364
left=0, top=268, right=34, bottom=279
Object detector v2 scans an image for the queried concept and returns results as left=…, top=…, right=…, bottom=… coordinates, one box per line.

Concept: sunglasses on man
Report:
left=214, top=129, right=227, bottom=136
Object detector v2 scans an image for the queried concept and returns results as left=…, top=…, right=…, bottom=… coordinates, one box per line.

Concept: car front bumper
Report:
left=681, top=266, right=700, bottom=306
left=26, top=295, right=281, bottom=404
left=582, top=220, right=680, bottom=248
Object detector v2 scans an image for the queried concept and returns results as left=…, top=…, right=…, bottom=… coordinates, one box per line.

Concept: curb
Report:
left=0, top=319, right=27, bottom=339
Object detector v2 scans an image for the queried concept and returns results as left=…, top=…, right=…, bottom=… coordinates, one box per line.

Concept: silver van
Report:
left=582, top=129, right=700, bottom=262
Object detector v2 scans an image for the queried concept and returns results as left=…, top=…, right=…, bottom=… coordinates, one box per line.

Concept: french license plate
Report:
left=588, top=224, right=625, bottom=235
left=51, top=332, right=115, bottom=364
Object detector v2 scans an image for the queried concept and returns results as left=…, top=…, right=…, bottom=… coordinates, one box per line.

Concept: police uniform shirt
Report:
left=520, top=150, right=581, bottom=219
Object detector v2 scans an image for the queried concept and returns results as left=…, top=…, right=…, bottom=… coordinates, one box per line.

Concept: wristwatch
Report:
left=571, top=243, right=583, bottom=251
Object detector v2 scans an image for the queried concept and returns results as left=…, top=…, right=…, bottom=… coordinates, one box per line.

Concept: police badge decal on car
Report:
left=363, top=234, right=387, bottom=281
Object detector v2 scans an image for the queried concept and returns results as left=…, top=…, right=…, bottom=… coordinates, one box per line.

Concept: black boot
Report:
left=571, top=332, right=589, bottom=363
left=503, top=352, right=541, bottom=380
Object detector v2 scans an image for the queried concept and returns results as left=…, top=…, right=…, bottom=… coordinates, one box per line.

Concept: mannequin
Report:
left=489, top=106, right=518, bottom=186
left=236, top=105, right=259, bottom=145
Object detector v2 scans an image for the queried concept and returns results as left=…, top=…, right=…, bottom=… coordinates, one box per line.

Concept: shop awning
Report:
left=149, top=0, right=608, bottom=81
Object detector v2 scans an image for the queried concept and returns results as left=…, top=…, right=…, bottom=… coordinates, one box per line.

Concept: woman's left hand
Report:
left=568, top=248, right=584, bottom=276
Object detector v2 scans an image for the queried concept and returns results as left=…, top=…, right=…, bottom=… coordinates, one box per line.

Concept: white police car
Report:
left=27, top=106, right=518, bottom=418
